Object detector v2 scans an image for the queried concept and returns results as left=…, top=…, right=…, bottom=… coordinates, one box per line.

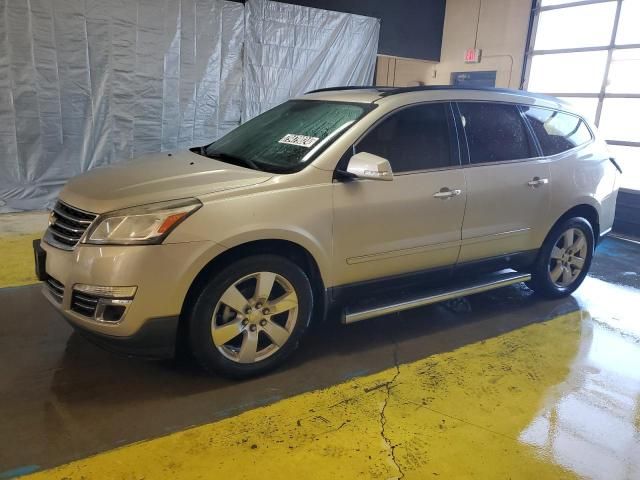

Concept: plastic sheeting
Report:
left=0, top=0, right=379, bottom=212
left=243, top=0, right=379, bottom=121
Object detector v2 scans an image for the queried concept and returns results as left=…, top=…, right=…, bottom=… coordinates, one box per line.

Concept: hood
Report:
left=59, top=150, right=273, bottom=213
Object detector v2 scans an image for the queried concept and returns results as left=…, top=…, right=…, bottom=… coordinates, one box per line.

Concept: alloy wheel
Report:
left=548, top=228, right=588, bottom=288
left=211, top=272, right=298, bottom=363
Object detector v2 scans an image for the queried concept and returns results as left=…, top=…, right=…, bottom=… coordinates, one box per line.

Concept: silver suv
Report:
left=35, top=86, right=620, bottom=377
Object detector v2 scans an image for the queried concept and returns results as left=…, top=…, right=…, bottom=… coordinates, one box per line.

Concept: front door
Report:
left=332, top=102, right=467, bottom=286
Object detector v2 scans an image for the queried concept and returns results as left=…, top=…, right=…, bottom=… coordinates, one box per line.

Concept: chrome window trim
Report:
left=453, top=100, right=595, bottom=168
left=392, top=165, right=463, bottom=176
left=458, top=140, right=594, bottom=169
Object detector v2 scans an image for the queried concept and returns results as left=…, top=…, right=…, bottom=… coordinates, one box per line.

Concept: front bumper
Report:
left=58, top=310, right=179, bottom=358
left=39, top=238, right=226, bottom=352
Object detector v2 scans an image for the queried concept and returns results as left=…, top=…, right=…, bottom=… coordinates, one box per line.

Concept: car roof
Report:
left=299, top=85, right=578, bottom=116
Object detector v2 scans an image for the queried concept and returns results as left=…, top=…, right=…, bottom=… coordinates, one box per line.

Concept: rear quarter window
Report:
left=521, top=106, right=592, bottom=156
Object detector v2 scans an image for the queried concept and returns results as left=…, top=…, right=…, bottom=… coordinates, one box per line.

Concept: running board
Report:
left=342, top=271, right=531, bottom=324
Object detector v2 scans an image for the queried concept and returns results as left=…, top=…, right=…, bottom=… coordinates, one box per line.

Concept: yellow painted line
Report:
left=22, top=312, right=584, bottom=479
left=0, top=233, right=40, bottom=288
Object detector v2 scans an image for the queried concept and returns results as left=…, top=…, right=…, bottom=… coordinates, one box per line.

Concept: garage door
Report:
left=524, top=0, right=640, bottom=193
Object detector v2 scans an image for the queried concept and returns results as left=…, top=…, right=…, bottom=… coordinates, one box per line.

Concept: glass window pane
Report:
left=540, top=0, right=580, bottom=5
left=457, top=103, right=535, bottom=163
left=356, top=103, right=453, bottom=172
left=599, top=98, right=640, bottom=142
left=556, top=97, right=599, bottom=124
left=606, top=49, right=640, bottom=94
left=534, top=3, right=616, bottom=50
left=608, top=145, right=640, bottom=191
left=206, top=100, right=367, bottom=172
left=522, top=107, right=592, bottom=156
left=616, top=0, right=640, bottom=45
left=528, top=51, right=608, bottom=94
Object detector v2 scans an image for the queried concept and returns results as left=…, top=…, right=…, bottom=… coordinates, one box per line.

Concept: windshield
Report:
left=203, top=100, right=370, bottom=173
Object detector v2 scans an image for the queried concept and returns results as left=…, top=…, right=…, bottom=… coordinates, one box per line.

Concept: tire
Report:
left=188, top=254, right=313, bottom=378
left=528, top=217, right=594, bottom=299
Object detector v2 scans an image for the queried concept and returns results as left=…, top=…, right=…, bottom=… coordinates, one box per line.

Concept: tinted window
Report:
left=458, top=102, right=535, bottom=164
left=355, top=103, right=454, bottom=172
left=522, top=106, right=592, bottom=156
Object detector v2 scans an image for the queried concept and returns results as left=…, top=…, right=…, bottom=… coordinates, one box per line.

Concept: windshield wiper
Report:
left=205, top=150, right=262, bottom=171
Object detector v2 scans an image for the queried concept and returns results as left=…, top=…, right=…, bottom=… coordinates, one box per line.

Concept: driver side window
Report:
left=355, top=102, right=456, bottom=173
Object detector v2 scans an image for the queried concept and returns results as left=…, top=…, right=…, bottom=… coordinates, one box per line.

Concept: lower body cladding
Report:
left=37, top=238, right=226, bottom=358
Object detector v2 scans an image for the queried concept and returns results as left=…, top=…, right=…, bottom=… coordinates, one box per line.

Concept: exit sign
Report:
left=464, top=48, right=482, bottom=63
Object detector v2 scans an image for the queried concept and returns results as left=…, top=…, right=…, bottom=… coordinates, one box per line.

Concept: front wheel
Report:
left=188, top=254, right=313, bottom=378
left=528, top=217, right=594, bottom=299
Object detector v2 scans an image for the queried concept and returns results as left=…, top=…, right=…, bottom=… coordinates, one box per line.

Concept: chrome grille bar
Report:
left=45, top=201, right=97, bottom=250
left=46, top=277, right=64, bottom=303
left=52, top=205, right=93, bottom=225
left=71, top=291, right=99, bottom=317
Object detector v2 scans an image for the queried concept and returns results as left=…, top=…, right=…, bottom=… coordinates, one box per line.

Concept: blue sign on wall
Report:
left=451, top=71, right=497, bottom=88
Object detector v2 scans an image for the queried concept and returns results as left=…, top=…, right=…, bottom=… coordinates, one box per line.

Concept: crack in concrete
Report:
left=379, top=332, right=404, bottom=480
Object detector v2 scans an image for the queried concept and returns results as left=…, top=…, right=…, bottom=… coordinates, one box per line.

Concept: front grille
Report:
left=46, top=276, right=64, bottom=303
left=71, top=291, right=99, bottom=317
left=46, top=201, right=97, bottom=250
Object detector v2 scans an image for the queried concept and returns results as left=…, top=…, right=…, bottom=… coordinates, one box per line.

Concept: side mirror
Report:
left=344, top=152, right=394, bottom=181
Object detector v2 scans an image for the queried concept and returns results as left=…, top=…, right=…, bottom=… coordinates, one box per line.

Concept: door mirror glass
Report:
left=346, top=152, right=394, bottom=181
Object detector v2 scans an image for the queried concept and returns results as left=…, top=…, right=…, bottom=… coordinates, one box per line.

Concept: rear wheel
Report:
left=529, top=217, right=594, bottom=299
left=188, top=255, right=313, bottom=378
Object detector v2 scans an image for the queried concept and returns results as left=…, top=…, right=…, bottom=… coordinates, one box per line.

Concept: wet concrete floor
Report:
left=0, top=237, right=638, bottom=476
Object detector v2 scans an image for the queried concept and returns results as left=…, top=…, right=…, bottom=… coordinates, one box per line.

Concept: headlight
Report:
left=84, top=198, right=202, bottom=245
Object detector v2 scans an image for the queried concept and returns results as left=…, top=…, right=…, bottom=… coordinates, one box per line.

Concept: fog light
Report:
left=73, top=284, right=137, bottom=298
left=102, top=304, right=127, bottom=322
left=71, top=285, right=136, bottom=323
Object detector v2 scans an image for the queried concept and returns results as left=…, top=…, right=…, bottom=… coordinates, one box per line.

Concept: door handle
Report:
left=433, top=188, right=462, bottom=199
left=527, top=177, right=549, bottom=188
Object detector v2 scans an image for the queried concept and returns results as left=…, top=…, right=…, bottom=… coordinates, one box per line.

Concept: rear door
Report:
left=455, top=101, right=551, bottom=263
left=331, top=102, right=467, bottom=286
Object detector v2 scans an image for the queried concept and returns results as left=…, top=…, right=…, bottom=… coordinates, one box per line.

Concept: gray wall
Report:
left=614, top=191, right=640, bottom=238
left=275, top=0, right=446, bottom=61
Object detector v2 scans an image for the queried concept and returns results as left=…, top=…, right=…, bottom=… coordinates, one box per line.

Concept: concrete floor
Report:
left=0, top=237, right=639, bottom=478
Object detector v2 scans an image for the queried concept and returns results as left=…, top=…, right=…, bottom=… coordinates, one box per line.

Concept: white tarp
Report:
left=0, top=0, right=379, bottom=212
left=243, top=0, right=379, bottom=120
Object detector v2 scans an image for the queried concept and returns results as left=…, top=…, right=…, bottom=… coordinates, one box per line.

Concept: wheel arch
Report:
left=177, top=239, right=328, bottom=353
left=551, top=204, right=600, bottom=244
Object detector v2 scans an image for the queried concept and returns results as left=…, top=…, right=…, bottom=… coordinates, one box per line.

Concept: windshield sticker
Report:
left=278, top=134, right=320, bottom=148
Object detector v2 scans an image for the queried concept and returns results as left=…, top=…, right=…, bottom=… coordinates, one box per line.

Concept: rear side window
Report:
left=458, top=102, right=535, bottom=164
left=521, top=106, right=592, bottom=156
left=355, top=103, right=454, bottom=173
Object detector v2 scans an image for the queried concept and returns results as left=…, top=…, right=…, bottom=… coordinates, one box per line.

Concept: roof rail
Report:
left=377, top=85, right=564, bottom=103
left=305, top=85, right=388, bottom=94
left=379, top=85, right=517, bottom=96
left=304, top=85, right=565, bottom=105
